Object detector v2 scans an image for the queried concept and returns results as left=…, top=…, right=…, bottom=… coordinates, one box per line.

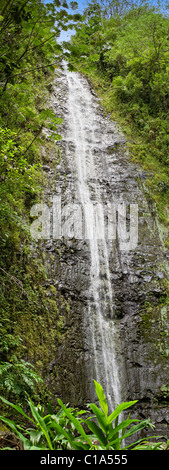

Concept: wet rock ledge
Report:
left=37, top=67, right=169, bottom=437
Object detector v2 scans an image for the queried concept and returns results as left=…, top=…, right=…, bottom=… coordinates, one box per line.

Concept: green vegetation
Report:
left=68, top=0, right=169, bottom=242
left=0, top=0, right=81, bottom=404
left=1, top=0, right=169, bottom=445
left=0, top=380, right=167, bottom=450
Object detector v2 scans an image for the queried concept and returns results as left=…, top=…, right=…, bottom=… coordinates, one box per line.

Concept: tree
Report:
left=70, top=1, right=169, bottom=165
left=84, top=0, right=156, bottom=18
left=0, top=0, right=82, bottom=405
left=0, top=0, right=81, bottom=91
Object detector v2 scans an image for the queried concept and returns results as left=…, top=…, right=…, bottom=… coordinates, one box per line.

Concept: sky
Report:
left=44, top=0, right=87, bottom=42
left=58, top=0, right=166, bottom=42
left=44, top=0, right=167, bottom=42
left=59, top=0, right=87, bottom=42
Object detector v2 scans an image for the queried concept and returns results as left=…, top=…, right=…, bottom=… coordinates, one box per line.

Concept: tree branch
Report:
left=24, top=124, right=43, bottom=154
left=0, top=0, right=14, bottom=17
left=1, top=61, right=58, bottom=93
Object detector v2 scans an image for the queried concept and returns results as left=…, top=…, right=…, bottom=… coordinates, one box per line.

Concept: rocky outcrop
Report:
left=39, top=67, right=169, bottom=438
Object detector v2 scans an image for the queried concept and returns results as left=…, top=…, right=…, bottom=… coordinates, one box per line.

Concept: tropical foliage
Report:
left=0, top=380, right=167, bottom=450
left=1, top=0, right=169, bottom=445
left=0, top=0, right=81, bottom=402
left=68, top=0, right=169, bottom=235
left=0, top=0, right=80, bottom=247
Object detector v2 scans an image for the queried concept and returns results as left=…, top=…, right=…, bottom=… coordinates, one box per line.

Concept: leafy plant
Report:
left=0, top=380, right=166, bottom=450
left=0, top=0, right=82, bottom=405
left=0, top=395, right=89, bottom=450
left=85, top=381, right=165, bottom=450
left=70, top=0, right=169, bottom=235
left=0, top=357, right=42, bottom=400
left=58, top=380, right=163, bottom=450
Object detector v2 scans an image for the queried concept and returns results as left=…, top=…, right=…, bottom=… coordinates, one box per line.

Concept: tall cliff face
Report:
left=38, top=67, right=169, bottom=436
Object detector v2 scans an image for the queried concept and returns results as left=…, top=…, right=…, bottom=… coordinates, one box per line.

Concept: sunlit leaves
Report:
left=0, top=381, right=162, bottom=450
left=71, top=2, right=169, bottom=169
left=0, top=359, right=42, bottom=399
left=70, top=2, right=78, bottom=10
left=0, top=0, right=74, bottom=248
left=0, top=126, right=40, bottom=244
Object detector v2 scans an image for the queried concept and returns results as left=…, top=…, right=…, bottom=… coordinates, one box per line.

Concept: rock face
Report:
left=40, top=66, right=169, bottom=437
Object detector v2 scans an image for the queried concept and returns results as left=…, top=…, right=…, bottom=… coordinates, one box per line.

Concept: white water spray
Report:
left=65, top=69, right=121, bottom=411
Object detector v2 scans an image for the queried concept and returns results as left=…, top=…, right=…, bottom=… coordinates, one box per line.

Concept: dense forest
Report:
left=0, top=0, right=81, bottom=403
left=69, top=0, right=169, bottom=236
left=0, top=0, right=169, bottom=452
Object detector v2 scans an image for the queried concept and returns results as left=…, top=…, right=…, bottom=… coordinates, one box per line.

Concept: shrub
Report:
left=0, top=380, right=167, bottom=450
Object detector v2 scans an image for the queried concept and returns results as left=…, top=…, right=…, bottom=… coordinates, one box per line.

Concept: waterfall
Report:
left=64, top=68, right=122, bottom=412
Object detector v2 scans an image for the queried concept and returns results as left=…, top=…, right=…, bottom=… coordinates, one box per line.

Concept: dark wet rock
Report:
left=42, top=164, right=51, bottom=171
left=36, top=67, right=169, bottom=437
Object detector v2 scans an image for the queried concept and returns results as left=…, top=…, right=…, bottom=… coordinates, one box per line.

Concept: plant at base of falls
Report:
left=83, top=380, right=164, bottom=450
left=0, top=395, right=90, bottom=450
left=0, top=381, right=168, bottom=450
left=0, top=357, right=42, bottom=400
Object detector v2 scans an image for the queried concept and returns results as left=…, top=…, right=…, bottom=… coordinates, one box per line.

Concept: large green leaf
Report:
left=58, top=398, right=93, bottom=447
left=89, top=403, right=108, bottom=434
left=0, top=416, right=20, bottom=435
left=123, top=435, right=162, bottom=450
left=0, top=395, right=35, bottom=424
left=50, top=420, right=77, bottom=449
left=51, top=419, right=90, bottom=450
left=108, top=418, right=140, bottom=441
left=68, top=439, right=90, bottom=450
left=110, top=419, right=153, bottom=448
left=133, top=440, right=164, bottom=450
left=86, top=420, right=107, bottom=447
left=28, top=399, right=53, bottom=450
left=29, top=429, right=43, bottom=445
left=94, top=380, right=108, bottom=418
left=121, top=419, right=152, bottom=441
left=107, top=401, right=138, bottom=424
left=0, top=416, right=30, bottom=448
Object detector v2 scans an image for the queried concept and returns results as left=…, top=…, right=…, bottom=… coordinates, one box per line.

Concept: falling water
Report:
left=65, top=68, right=122, bottom=411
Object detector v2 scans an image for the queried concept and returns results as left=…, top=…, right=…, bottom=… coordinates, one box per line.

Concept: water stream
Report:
left=39, top=64, right=169, bottom=432
left=65, top=68, right=122, bottom=410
